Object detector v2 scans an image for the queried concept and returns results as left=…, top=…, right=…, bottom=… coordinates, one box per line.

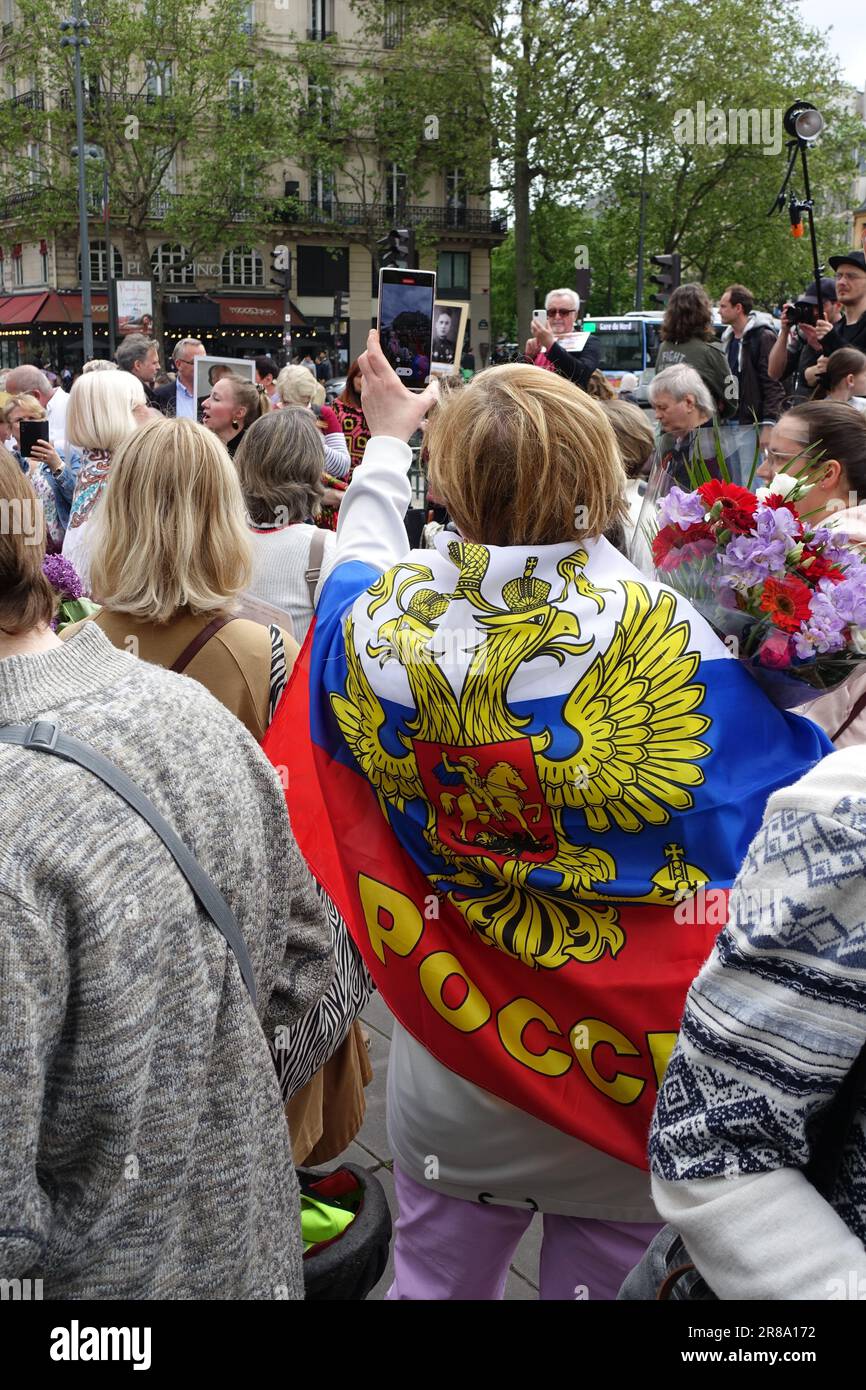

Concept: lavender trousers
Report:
left=386, top=1164, right=662, bottom=1301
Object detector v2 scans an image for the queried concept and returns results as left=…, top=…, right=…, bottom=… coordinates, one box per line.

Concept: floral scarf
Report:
left=68, top=449, right=112, bottom=530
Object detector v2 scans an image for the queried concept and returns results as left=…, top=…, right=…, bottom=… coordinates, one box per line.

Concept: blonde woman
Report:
left=63, top=418, right=297, bottom=740
left=274, top=364, right=350, bottom=479
left=270, top=330, right=829, bottom=1300
left=61, top=369, right=146, bottom=589
left=201, top=372, right=270, bottom=458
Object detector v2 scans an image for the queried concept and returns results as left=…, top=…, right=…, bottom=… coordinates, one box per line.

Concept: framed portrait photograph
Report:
left=193, top=355, right=256, bottom=409
left=430, top=301, right=468, bottom=376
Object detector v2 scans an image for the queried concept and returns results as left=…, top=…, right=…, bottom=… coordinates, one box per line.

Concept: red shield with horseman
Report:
left=413, top=737, right=557, bottom=865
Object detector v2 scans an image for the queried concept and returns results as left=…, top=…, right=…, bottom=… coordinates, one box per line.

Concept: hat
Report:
left=828, top=251, right=866, bottom=274
left=617, top=372, right=640, bottom=392
left=800, top=277, right=838, bottom=305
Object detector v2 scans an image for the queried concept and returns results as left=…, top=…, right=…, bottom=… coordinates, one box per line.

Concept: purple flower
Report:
left=754, top=504, right=800, bottom=543
left=718, top=532, right=788, bottom=589
left=42, top=553, right=83, bottom=600
left=823, top=571, right=866, bottom=628
left=657, top=486, right=707, bottom=531
left=808, top=527, right=852, bottom=565
left=793, top=588, right=848, bottom=658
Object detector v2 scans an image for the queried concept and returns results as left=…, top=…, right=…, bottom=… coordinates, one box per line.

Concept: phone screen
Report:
left=379, top=269, right=436, bottom=390
left=19, top=419, right=50, bottom=459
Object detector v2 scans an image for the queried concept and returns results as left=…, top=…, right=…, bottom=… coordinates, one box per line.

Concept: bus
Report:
left=580, top=313, right=665, bottom=390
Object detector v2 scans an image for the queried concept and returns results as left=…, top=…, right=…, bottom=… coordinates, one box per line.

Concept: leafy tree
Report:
left=0, top=0, right=292, bottom=339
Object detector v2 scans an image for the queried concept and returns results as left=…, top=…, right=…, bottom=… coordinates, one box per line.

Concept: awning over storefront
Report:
left=213, top=295, right=306, bottom=328
left=0, top=292, right=108, bottom=325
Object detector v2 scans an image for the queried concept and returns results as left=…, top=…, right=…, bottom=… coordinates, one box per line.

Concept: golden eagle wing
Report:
left=329, top=616, right=423, bottom=811
left=537, top=582, right=711, bottom=833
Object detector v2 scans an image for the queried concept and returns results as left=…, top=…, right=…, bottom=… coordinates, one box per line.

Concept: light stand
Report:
left=769, top=101, right=826, bottom=317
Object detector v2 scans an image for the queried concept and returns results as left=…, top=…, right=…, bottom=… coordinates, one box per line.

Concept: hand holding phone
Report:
left=358, top=329, right=438, bottom=441
left=19, top=418, right=50, bottom=460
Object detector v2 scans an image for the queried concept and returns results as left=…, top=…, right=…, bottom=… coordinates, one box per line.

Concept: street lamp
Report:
left=72, top=142, right=117, bottom=355
left=60, top=6, right=92, bottom=361
left=634, top=88, right=658, bottom=312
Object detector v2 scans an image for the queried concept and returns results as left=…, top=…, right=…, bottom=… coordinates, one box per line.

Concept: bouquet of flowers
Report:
left=42, top=554, right=100, bottom=632
left=646, top=461, right=866, bottom=708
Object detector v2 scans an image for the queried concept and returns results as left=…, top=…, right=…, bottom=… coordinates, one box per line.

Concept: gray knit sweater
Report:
left=0, top=625, right=334, bottom=1299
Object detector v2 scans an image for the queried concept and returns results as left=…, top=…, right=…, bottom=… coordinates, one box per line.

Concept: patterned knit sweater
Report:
left=650, top=746, right=866, bottom=1299
left=0, top=625, right=334, bottom=1299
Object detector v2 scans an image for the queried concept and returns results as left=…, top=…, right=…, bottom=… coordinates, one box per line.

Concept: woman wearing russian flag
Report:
left=265, top=331, right=830, bottom=1300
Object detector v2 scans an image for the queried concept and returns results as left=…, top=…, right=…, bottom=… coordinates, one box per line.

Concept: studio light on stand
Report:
left=769, top=101, right=826, bottom=316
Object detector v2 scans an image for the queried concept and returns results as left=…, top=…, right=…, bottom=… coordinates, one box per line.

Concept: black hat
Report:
left=800, top=277, right=838, bottom=304
left=828, top=250, right=866, bottom=274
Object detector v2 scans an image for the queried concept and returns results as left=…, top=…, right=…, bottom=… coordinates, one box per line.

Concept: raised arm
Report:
left=332, top=330, right=438, bottom=576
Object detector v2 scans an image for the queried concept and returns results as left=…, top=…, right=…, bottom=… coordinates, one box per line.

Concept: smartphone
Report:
left=19, top=419, right=50, bottom=459
left=533, top=308, right=548, bottom=327
left=378, top=268, right=436, bottom=390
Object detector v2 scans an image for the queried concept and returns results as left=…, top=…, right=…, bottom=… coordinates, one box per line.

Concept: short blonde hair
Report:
left=425, top=364, right=628, bottom=545
left=89, top=418, right=253, bottom=622
left=66, top=369, right=145, bottom=453
left=4, top=392, right=46, bottom=423
left=275, top=364, right=325, bottom=409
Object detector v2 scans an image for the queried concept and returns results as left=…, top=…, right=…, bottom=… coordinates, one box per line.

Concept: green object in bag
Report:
left=300, top=1194, right=355, bottom=1253
left=56, top=597, right=101, bottom=633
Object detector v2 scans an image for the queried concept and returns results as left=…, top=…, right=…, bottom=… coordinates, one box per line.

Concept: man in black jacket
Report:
left=115, top=334, right=166, bottom=414
left=719, top=284, right=784, bottom=441
left=523, top=288, right=599, bottom=391
left=815, top=252, right=866, bottom=359
left=767, top=277, right=840, bottom=402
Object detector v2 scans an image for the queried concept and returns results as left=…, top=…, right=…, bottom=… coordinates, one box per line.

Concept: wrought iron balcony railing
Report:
left=9, top=90, right=45, bottom=111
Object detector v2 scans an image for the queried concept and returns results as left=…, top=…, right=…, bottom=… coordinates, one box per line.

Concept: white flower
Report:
left=756, top=472, right=799, bottom=502
left=850, top=626, right=866, bottom=655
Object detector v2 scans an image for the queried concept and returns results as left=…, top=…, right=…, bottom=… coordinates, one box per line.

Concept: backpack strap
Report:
left=306, top=527, right=328, bottom=609
left=0, top=720, right=256, bottom=1004
left=170, top=614, right=235, bottom=674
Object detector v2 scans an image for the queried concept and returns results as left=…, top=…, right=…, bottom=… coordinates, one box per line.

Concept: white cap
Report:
left=617, top=372, right=639, bottom=392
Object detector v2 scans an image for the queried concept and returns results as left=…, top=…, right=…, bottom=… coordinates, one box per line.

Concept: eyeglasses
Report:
left=547, top=308, right=575, bottom=318
left=760, top=448, right=806, bottom=465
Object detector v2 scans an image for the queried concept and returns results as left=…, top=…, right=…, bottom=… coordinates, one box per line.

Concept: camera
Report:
left=785, top=299, right=817, bottom=327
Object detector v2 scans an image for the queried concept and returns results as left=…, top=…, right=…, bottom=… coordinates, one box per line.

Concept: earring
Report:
left=231, top=418, right=240, bottom=429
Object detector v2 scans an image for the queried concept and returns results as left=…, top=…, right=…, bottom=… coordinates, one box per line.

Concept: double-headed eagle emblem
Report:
left=331, top=542, right=711, bottom=971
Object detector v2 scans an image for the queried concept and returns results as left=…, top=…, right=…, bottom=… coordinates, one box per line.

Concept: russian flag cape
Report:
left=264, top=530, right=830, bottom=1169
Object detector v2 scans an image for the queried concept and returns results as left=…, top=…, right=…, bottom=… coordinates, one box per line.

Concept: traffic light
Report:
left=271, top=244, right=291, bottom=291
left=377, top=226, right=415, bottom=269
left=333, top=290, right=351, bottom=322
left=649, top=253, right=681, bottom=307
left=575, top=268, right=591, bottom=309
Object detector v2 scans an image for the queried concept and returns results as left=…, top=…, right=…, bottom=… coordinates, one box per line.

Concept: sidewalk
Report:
left=333, top=992, right=543, bottom=1300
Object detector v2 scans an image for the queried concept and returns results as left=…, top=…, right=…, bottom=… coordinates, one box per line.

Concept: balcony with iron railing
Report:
left=58, top=88, right=175, bottom=113
left=8, top=90, right=45, bottom=111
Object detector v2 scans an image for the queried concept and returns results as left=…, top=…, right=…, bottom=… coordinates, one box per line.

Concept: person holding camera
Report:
left=767, top=277, right=840, bottom=401
left=814, top=252, right=866, bottom=363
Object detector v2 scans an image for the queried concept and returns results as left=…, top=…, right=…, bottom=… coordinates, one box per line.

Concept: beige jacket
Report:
left=795, top=502, right=866, bottom=746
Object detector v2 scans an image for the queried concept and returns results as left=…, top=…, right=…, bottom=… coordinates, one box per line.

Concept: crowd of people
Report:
left=2, top=256, right=866, bottom=1304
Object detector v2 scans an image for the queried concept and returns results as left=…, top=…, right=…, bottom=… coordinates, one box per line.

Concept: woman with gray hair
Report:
left=648, top=364, right=722, bottom=485
left=234, top=407, right=337, bottom=644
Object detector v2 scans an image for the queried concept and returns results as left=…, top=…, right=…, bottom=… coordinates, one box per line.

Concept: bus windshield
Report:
left=584, top=320, right=663, bottom=375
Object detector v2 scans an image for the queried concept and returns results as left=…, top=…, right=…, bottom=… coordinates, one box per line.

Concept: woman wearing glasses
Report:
left=523, top=288, right=600, bottom=391
left=759, top=401, right=866, bottom=745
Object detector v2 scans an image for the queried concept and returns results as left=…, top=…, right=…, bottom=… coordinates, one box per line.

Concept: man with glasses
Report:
left=154, top=338, right=206, bottom=419
left=815, top=252, right=866, bottom=359
left=524, top=287, right=599, bottom=391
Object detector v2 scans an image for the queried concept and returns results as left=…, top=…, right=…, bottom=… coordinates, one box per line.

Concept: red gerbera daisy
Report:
left=698, top=479, right=758, bottom=534
left=759, top=576, right=813, bottom=633
left=652, top=522, right=716, bottom=571
left=797, top=548, right=845, bottom=585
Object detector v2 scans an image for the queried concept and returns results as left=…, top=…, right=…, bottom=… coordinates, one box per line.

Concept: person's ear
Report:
left=821, top=458, right=843, bottom=490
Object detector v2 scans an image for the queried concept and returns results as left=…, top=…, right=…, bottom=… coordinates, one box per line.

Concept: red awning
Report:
left=214, top=295, right=306, bottom=328
left=0, top=292, right=50, bottom=325
left=39, top=292, right=109, bottom=323
left=0, top=292, right=109, bottom=326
